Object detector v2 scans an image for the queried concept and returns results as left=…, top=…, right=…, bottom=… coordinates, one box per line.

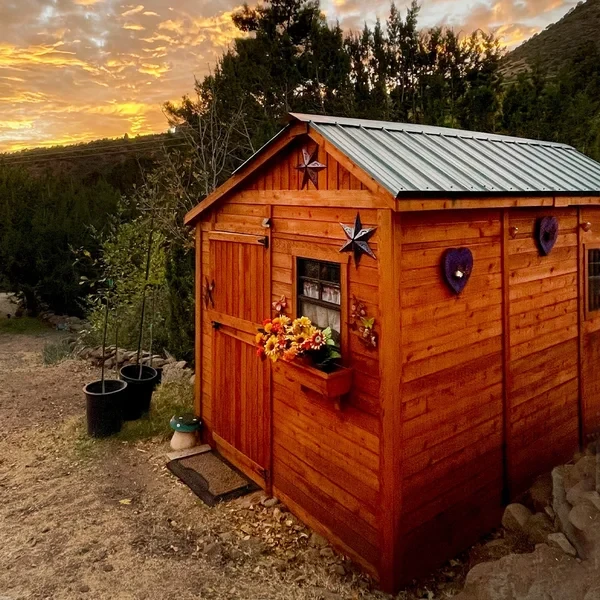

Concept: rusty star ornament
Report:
left=296, top=147, right=326, bottom=189
left=340, top=213, right=377, bottom=266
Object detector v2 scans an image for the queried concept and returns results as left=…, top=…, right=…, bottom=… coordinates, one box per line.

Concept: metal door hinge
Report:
left=257, top=236, right=269, bottom=249
left=212, top=321, right=222, bottom=330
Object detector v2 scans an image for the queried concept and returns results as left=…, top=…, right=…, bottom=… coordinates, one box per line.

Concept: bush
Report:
left=42, top=338, right=73, bottom=365
left=116, top=380, right=194, bottom=442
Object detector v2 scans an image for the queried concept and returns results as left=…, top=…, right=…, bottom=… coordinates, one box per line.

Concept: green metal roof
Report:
left=289, top=113, right=600, bottom=196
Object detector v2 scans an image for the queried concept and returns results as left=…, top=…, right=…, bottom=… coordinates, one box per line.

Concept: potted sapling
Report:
left=83, top=289, right=128, bottom=437
left=120, top=219, right=159, bottom=419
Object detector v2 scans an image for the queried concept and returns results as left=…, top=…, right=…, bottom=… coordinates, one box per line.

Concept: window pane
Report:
left=320, top=262, right=340, bottom=283
left=300, top=259, right=319, bottom=278
left=321, top=284, right=341, bottom=305
left=302, top=280, right=320, bottom=299
left=589, top=249, right=600, bottom=313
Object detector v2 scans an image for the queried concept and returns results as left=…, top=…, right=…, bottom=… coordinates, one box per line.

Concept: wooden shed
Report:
left=184, top=113, right=600, bottom=592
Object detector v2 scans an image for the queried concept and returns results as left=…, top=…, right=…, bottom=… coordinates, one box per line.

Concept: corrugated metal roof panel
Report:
left=288, top=113, right=600, bottom=196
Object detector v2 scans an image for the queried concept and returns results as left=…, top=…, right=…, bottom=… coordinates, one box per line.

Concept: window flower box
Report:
left=274, top=360, right=353, bottom=410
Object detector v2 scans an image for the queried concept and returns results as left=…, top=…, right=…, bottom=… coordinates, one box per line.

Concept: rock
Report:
left=567, top=479, right=596, bottom=506
left=569, top=504, right=599, bottom=531
left=152, top=358, right=167, bottom=368
left=320, top=547, right=335, bottom=559
left=189, top=373, right=196, bottom=385
left=175, top=360, right=187, bottom=369
left=309, top=532, right=328, bottom=548
left=573, top=456, right=596, bottom=482
left=104, top=357, right=115, bottom=369
left=581, top=491, right=600, bottom=511
left=90, top=347, right=104, bottom=359
left=544, top=505, right=556, bottom=520
left=331, top=564, right=346, bottom=576
left=101, top=564, right=114, bottom=572
left=502, top=503, right=532, bottom=534
left=261, top=497, right=279, bottom=508
left=524, top=512, right=556, bottom=545
left=528, top=473, right=553, bottom=512
left=548, top=532, right=577, bottom=557
left=78, top=585, right=90, bottom=593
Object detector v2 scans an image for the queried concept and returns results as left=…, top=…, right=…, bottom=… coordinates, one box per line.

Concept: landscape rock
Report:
left=528, top=473, right=553, bottom=512
left=501, top=503, right=532, bottom=534
left=524, top=512, right=556, bottom=545
left=261, top=497, right=279, bottom=508
left=567, top=479, right=596, bottom=506
left=548, top=532, right=578, bottom=557
left=581, top=491, right=600, bottom=511
left=569, top=504, right=598, bottom=531
left=309, top=533, right=328, bottom=548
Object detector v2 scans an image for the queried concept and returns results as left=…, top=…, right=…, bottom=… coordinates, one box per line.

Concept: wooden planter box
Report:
left=274, top=360, right=353, bottom=410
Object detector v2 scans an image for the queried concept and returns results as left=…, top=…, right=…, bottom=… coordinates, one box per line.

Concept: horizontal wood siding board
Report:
left=506, top=207, right=580, bottom=500
left=399, top=209, right=504, bottom=580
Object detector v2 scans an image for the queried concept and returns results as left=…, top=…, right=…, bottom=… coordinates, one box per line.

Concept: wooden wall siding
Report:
left=507, top=208, right=580, bottom=496
left=398, top=210, right=505, bottom=577
left=269, top=205, right=382, bottom=574
left=198, top=147, right=384, bottom=575
left=243, top=137, right=366, bottom=193
left=579, top=207, right=600, bottom=437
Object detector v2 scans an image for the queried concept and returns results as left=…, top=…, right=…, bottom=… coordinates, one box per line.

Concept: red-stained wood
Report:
left=188, top=125, right=600, bottom=595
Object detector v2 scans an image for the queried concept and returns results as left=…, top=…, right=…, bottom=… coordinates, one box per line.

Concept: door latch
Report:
left=257, top=236, right=269, bottom=249
left=212, top=321, right=222, bottom=330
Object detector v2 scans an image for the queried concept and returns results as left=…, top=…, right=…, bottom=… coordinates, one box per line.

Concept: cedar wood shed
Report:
left=184, top=113, right=600, bottom=592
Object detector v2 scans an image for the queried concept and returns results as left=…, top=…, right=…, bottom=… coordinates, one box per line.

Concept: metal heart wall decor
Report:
left=442, top=248, right=473, bottom=295
left=536, top=216, right=559, bottom=256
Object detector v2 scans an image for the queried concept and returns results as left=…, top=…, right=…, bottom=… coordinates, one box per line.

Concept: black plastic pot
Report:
left=84, top=379, right=127, bottom=438
left=119, top=365, right=159, bottom=420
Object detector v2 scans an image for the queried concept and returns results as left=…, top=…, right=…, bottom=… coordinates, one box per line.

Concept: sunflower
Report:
left=264, top=336, right=279, bottom=360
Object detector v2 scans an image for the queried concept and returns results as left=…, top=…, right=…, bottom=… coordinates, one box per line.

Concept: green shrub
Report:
left=116, top=380, right=194, bottom=442
left=43, top=338, right=73, bottom=364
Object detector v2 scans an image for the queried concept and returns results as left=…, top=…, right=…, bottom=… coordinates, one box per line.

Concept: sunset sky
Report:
left=0, top=0, right=579, bottom=152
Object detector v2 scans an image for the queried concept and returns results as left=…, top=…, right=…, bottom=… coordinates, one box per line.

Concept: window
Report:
left=589, top=248, right=600, bottom=313
left=297, top=258, right=341, bottom=343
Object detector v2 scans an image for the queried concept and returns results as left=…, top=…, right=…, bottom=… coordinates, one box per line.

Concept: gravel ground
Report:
left=0, top=327, right=522, bottom=600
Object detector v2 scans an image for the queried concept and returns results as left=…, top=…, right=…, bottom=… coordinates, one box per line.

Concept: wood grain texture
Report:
left=397, top=209, right=504, bottom=583
left=506, top=207, right=580, bottom=496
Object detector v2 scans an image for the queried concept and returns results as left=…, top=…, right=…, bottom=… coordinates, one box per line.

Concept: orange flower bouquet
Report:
left=256, top=316, right=341, bottom=370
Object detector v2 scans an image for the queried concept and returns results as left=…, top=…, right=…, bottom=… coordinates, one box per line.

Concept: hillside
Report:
left=0, top=132, right=183, bottom=192
left=503, top=0, right=600, bottom=78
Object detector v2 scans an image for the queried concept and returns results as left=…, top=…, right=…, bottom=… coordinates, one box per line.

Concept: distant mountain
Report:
left=502, top=0, right=600, bottom=78
left=0, top=132, right=183, bottom=193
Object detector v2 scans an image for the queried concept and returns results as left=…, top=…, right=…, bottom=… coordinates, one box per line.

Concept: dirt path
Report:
left=3, top=329, right=515, bottom=600
left=1, top=330, right=389, bottom=600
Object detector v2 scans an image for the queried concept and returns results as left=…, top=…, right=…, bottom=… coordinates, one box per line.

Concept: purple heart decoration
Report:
left=442, top=248, right=474, bottom=295
left=536, top=216, right=559, bottom=256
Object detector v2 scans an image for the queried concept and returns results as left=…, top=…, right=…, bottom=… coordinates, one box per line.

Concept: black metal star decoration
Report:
left=296, top=147, right=326, bottom=189
left=340, top=213, right=377, bottom=266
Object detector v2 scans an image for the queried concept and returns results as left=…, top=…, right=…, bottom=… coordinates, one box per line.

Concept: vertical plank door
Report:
left=208, top=232, right=271, bottom=488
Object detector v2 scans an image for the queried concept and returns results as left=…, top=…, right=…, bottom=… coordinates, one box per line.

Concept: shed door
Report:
left=208, top=232, right=270, bottom=487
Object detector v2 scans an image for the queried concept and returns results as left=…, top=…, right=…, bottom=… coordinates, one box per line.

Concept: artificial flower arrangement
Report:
left=256, top=315, right=341, bottom=371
